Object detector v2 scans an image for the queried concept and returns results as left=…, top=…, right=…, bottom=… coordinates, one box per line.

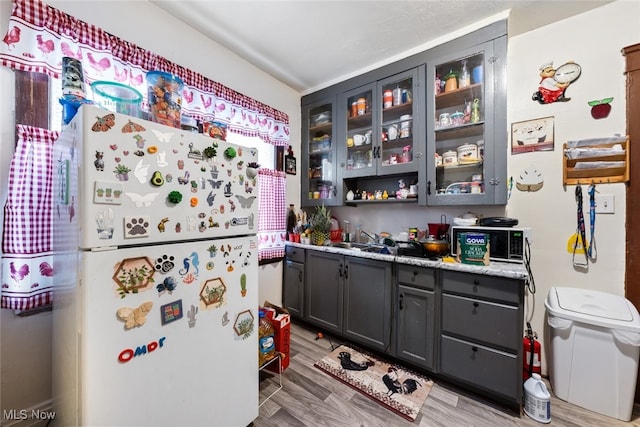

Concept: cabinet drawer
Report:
left=440, top=335, right=520, bottom=402
left=397, top=264, right=436, bottom=290
left=441, top=270, right=521, bottom=304
left=285, top=245, right=305, bottom=263
left=441, top=294, right=520, bottom=351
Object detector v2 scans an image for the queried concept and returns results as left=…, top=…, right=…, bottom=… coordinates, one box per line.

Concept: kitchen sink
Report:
left=330, top=242, right=390, bottom=254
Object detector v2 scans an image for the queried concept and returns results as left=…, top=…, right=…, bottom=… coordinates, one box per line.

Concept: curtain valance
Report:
left=0, top=0, right=290, bottom=146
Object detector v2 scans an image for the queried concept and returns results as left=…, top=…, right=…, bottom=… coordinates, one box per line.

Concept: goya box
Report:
left=456, top=233, right=490, bottom=265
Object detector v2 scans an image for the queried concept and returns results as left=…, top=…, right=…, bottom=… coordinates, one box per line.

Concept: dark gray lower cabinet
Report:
left=306, top=251, right=393, bottom=347
left=283, top=259, right=304, bottom=318
left=343, top=256, right=393, bottom=352
left=395, top=265, right=436, bottom=370
left=306, top=251, right=343, bottom=334
left=286, top=246, right=526, bottom=410
left=283, top=246, right=305, bottom=318
left=439, top=270, right=524, bottom=406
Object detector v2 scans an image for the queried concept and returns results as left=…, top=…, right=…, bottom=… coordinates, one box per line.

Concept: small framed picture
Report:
left=511, top=116, right=555, bottom=154
left=285, top=153, right=296, bottom=175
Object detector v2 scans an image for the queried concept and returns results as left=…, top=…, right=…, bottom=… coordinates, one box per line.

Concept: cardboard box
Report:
left=456, top=232, right=490, bottom=265
left=262, top=301, right=291, bottom=372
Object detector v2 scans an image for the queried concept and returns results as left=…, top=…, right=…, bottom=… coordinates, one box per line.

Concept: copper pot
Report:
left=419, top=236, right=450, bottom=257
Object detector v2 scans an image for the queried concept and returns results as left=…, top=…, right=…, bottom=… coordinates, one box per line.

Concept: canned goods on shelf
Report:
left=383, top=90, right=393, bottom=108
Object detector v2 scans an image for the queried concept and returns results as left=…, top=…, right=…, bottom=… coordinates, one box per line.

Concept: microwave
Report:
left=450, top=226, right=532, bottom=263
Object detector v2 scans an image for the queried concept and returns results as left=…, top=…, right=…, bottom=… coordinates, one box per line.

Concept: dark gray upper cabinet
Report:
left=338, top=67, right=424, bottom=179
left=422, top=36, right=507, bottom=206
left=301, top=20, right=507, bottom=208
left=302, top=97, right=340, bottom=207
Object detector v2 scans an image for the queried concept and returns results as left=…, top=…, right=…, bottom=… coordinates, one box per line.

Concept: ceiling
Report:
left=151, top=0, right=612, bottom=95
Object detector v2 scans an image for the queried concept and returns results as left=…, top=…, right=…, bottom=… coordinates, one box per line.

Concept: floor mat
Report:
left=314, top=344, right=433, bottom=422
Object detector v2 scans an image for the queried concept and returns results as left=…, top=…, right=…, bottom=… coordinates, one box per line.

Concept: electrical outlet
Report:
left=595, top=194, right=615, bottom=214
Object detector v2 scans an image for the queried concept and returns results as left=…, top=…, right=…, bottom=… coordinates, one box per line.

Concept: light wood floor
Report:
left=254, top=321, right=640, bottom=427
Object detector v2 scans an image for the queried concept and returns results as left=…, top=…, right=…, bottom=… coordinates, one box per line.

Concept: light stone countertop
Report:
left=286, top=242, right=530, bottom=281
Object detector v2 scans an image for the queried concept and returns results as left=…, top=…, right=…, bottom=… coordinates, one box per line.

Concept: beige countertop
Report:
left=286, top=242, right=530, bottom=281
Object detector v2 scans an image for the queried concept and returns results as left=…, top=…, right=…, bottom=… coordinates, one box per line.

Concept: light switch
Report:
left=595, top=194, right=615, bottom=214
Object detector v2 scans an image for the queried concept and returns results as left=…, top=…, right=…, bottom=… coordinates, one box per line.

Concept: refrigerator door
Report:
left=54, top=105, right=259, bottom=250
left=53, top=236, right=258, bottom=426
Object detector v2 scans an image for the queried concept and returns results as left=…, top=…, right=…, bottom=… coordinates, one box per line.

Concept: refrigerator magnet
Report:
left=160, top=300, right=183, bottom=325
left=221, top=311, right=230, bottom=326
left=116, top=301, right=153, bottom=330
left=199, top=278, right=227, bottom=309
left=233, top=309, right=254, bottom=339
left=123, top=216, right=151, bottom=238
left=151, top=129, right=174, bottom=143
left=187, top=304, right=198, bottom=328
left=156, top=276, right=177, bottom=294
left=240, top=273, right=247, bottom=297
left=113, top=257, right=156, bottom=298
left=154, top=255, right=176, bottom=273
left=94, top=181, right=123, bottom=205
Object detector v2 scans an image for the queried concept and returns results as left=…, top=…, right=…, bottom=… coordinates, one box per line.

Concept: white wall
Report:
left=0, top=0, right=300, bottom=415
left=506, top=0, right=639, bottom=372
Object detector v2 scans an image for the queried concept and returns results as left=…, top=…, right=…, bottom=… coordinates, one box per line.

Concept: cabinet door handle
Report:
left=344, top=264, right=349, bottom=280
left=298, top=271, right=303, bottom=282
left=473, top=279, right=480, bottom=286
left=471, top=346, right=478, bottom=352
left=427, top=180, right=431, bottom=195
left=399, top=293, right=404, bottom=310
left=473, top=302, right=479, bottom=307
left=413, top=270, right=419, bottom=276
left=338, top=264, right=343, bottom=278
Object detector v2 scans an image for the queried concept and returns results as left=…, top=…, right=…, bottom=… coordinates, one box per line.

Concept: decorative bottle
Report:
left=460, top=60, right=470, bottom=88
left=287, top=204, right=296, bottom=238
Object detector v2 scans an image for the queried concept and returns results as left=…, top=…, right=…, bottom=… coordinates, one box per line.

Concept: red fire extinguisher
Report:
left=523, top=321, right=542, bottom=381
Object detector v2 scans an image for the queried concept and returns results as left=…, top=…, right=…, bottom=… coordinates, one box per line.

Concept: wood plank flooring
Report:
left=254, top=320, right=640, bottom=427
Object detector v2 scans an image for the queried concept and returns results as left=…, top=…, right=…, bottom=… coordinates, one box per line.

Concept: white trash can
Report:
left=545, top=286, right=640, bottom=421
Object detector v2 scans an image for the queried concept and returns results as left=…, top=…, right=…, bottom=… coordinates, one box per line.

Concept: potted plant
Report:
left=309, top=204, right=332, bottom=245
left=240, top=273, right=247, bottom=297
left=114, top=164, right=131, bottom=181
left=246, top=161, right=260, bottom=179
left=207, top=244, right=218, bottom=257
left=203, top=145, right=217, bottom=159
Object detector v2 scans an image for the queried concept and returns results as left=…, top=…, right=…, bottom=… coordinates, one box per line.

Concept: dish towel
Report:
left=1, top=125, right=57, bottom=310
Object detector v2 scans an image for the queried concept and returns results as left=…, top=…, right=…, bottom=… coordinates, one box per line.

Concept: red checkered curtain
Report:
left=1, top=125, right=57, bottom=310
left=0, top=0, right=290, bottom=145
left=257, top=169, right=286, bottom=261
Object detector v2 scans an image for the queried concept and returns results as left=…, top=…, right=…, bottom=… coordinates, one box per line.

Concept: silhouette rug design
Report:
left=314, top=344, right=433, bottom=421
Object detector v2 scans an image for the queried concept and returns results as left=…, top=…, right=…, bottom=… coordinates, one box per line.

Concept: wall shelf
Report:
left=563, top=138, right=629, bottom=185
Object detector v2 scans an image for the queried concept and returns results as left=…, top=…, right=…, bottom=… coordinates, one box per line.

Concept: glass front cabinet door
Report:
left=339, top=84, right=376, bottom=178
left=339, top=68, right=423, bottom=180
left=302, top=98, right=339, bottom=206
left=377, top=68, right=423, bottom=176
left=425, top=40, right=507, bottom=206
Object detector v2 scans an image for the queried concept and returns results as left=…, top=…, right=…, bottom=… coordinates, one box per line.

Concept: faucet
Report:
left=359, top=230, right=379, bottom=244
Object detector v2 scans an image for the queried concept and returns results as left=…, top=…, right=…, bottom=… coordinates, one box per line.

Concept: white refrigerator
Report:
left=52, top=105, right=260, bottom=427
